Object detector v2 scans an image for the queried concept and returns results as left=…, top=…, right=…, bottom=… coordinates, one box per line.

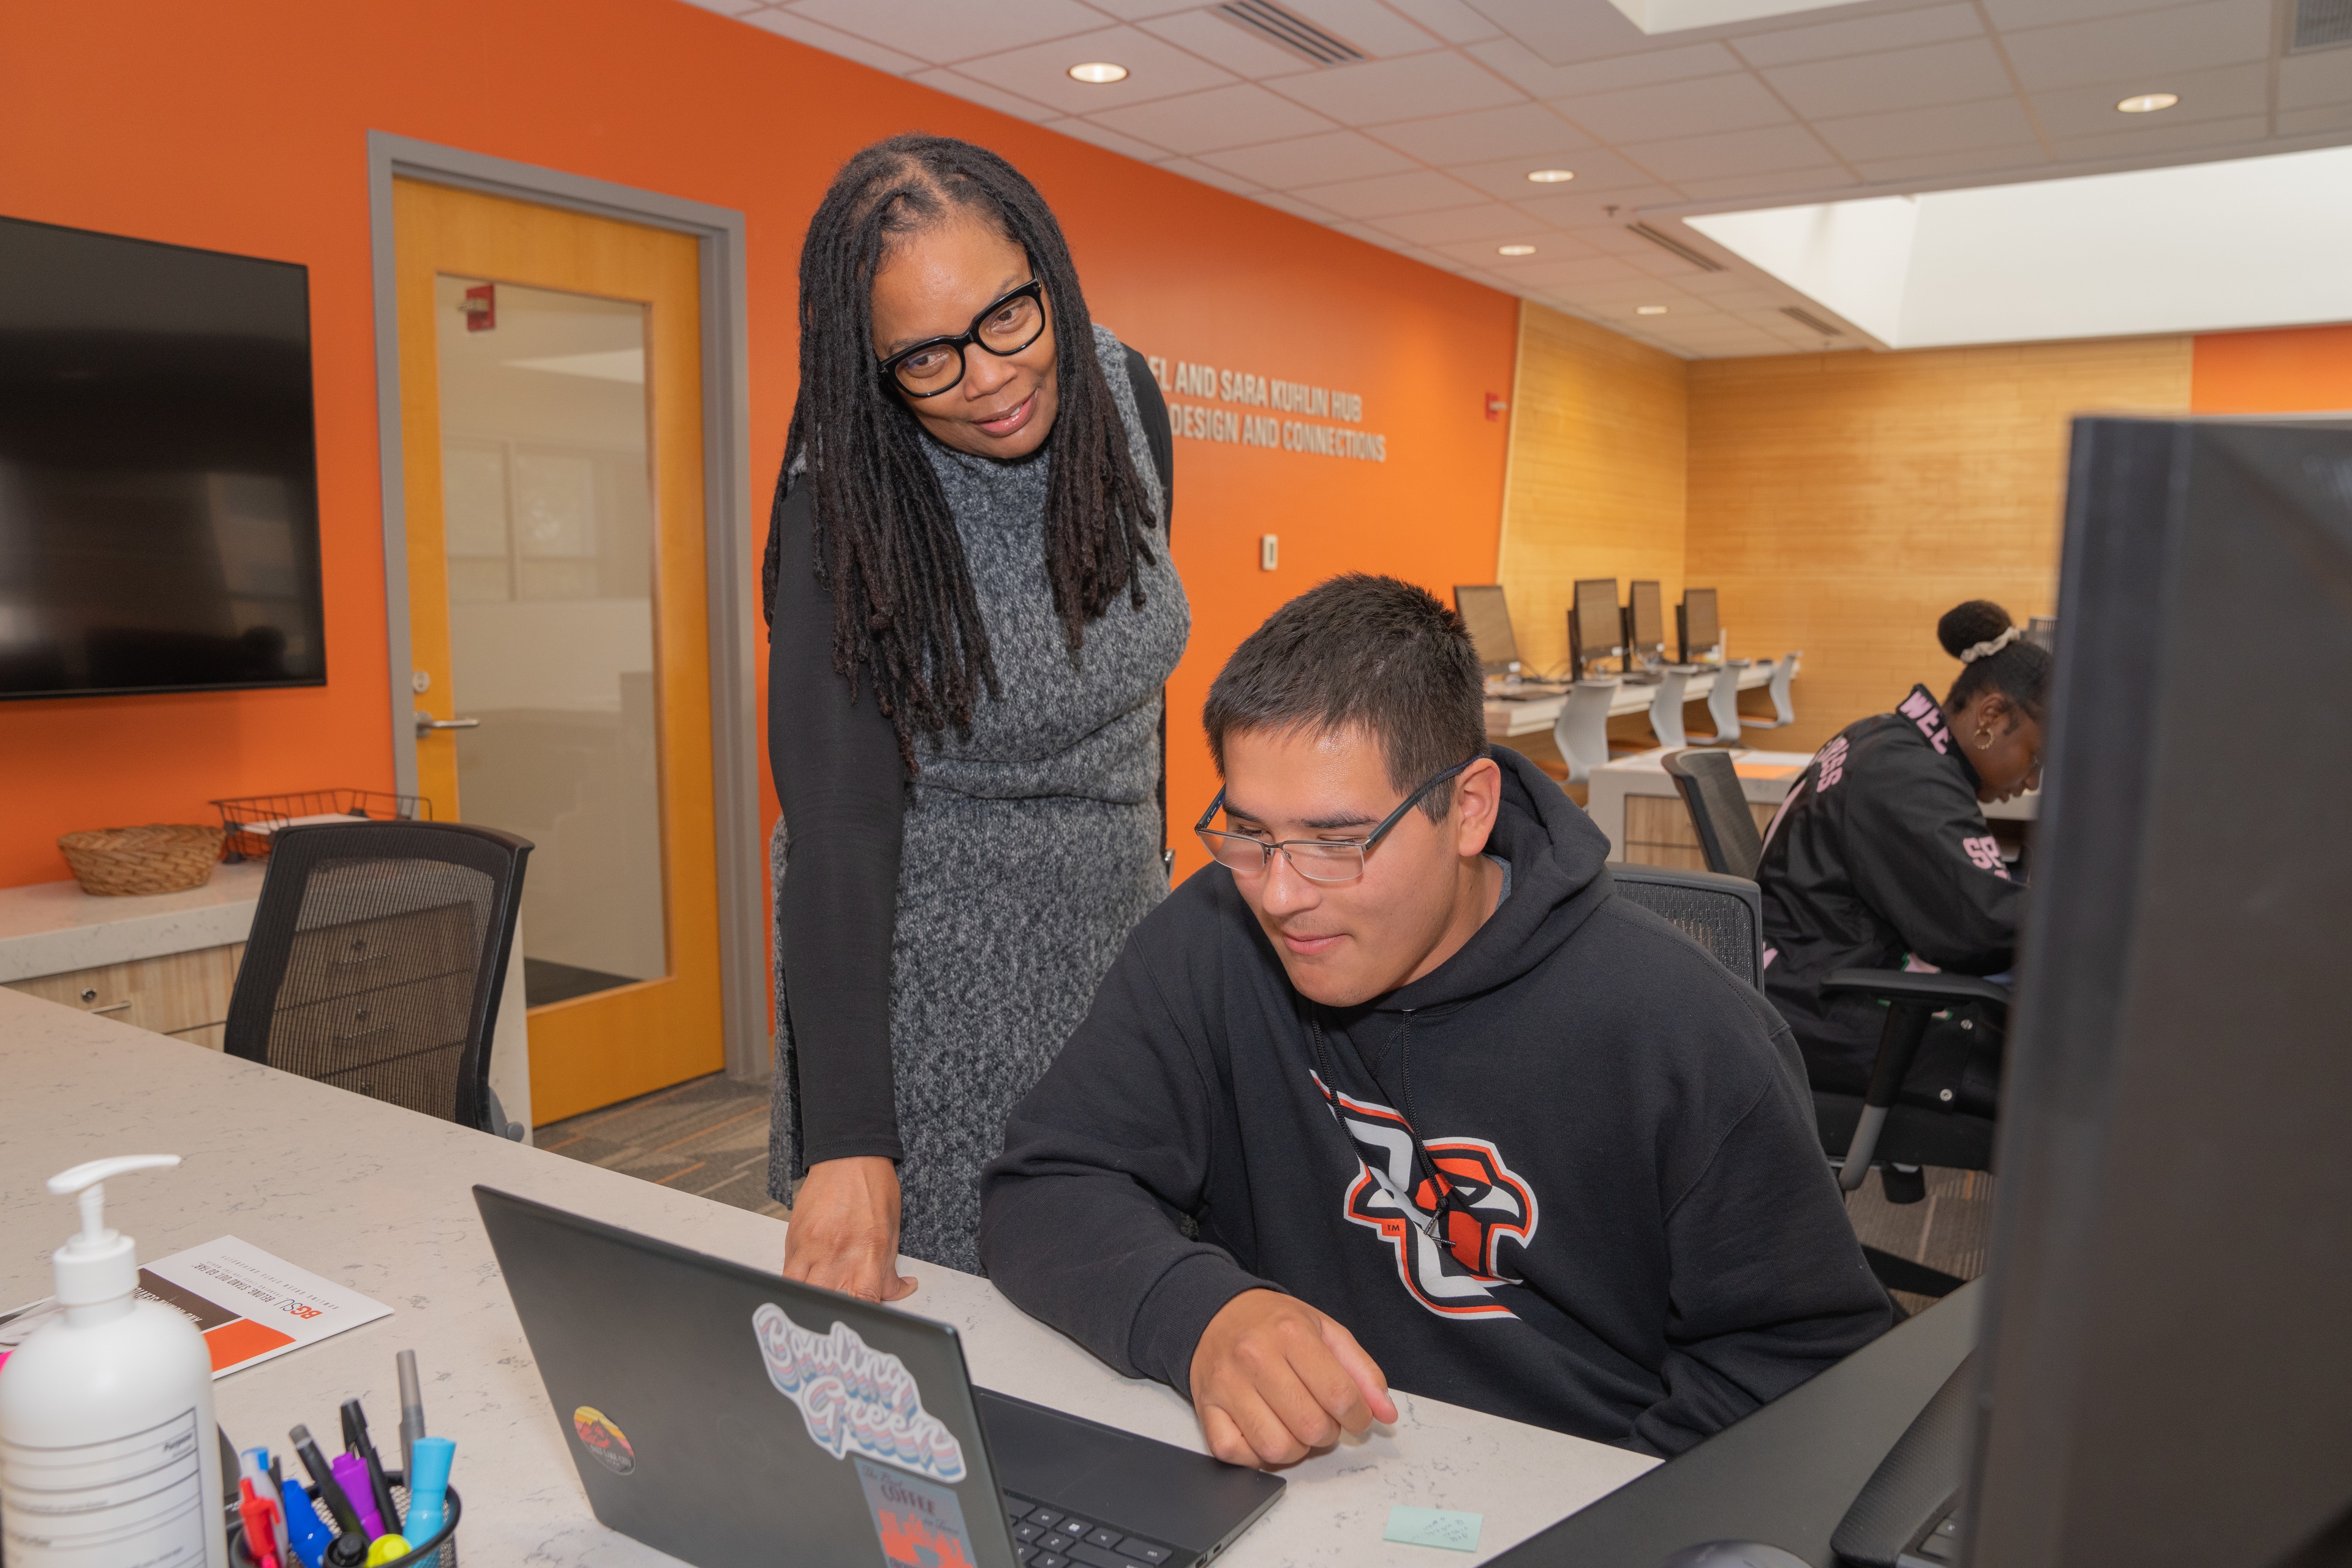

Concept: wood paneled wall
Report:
left=1683, top=337, right=2193, bottom=752
left=1495, top=304, right=1688, bottom=679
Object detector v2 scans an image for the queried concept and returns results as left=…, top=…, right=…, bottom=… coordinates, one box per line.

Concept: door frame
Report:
left=365, top=131, right=769, bottom=1085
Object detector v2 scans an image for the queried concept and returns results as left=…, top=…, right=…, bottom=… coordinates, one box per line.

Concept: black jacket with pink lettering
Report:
left=1756, top=685, right=2024, bottom=1093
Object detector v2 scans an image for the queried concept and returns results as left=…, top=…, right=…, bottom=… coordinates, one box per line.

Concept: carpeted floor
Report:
left=539, top=1074, right=1995, bottom=1316
left=536, top=1071, right=784, bottom=1218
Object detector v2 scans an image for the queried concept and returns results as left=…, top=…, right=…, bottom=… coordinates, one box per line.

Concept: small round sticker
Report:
left=572, top=1406, right=636, bottom=1475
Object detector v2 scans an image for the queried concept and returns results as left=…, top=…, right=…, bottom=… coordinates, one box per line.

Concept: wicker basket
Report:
left=56, top=824, right=225, bottom=896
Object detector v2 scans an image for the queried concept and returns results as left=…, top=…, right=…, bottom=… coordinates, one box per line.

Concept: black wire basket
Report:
left=228, top=1472, right=461, bottom=1567
left=209, top=790, right=431, bottom=863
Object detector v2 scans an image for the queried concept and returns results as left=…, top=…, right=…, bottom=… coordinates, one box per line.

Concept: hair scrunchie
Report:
left=1960, top=625, right=2022, bottom=664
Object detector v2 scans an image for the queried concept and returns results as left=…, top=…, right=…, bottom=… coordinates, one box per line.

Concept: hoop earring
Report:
left=1974, top=726, right=1994, bottom=750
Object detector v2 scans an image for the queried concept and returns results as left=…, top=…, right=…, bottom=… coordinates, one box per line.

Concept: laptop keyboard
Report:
left=1003, top=1491, right=1181, bottom=1568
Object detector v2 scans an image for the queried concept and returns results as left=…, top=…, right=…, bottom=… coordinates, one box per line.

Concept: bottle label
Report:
left=1, top=1407, right=209, bottom=1567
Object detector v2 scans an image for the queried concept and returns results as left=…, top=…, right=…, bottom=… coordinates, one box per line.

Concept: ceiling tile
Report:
left=1136, top=10, right=1319, bottom=79
left=911, top=68, right=1071, bottom=122
left=1811, top=96, right=2040, bottom=161
left=783, top=0, right=1103, bottom=66
left=952, top=24, right=1240, bottom=113
left=1468, top=37, right=1746, bottom=99
left=741, top=7, right=924, bottom=72
left=1762, top=39, right=2013, bottom=120
left=1248, top=190, right=1344, bottom=222
left=1269, top=50, right=1528, bottom=124
left=1197, top=129, right=1422, bottom=186
left=1621, top=123, right=1836, bottom=181
left=1274, top=0, right=1449, bottom=58
left=2279, top=102, right=2352, bottom=135
left=1428, top=230, right=1604, bottom=264
left=1371, top=202, right=1557, bottom=243
left=1515, top=185, right=1688, bottom=225
left=1554, top=72, right=1793, bottom=144
left=1077, top=0, right=1203, bottom=16
left=1733, top=4, right=1984, bottom=67
left=2044, top=110, right=2269, bottom=161
left=1849, top=143, right=2049, bottom=181
left=1544, top=276, right=1708, bottom=307
left=1086, top=83, right=1339, bottom=153
left=684, top=0, right=767, bottom=17
left=1999, top=0, right=2272, bottom=93
left=1463, top=0, right=1677, bottom=69
left=1444, top=146, right=1663, bottom=198
left=1050, top=116, right=1180, bottom=160
left=1981, top=0, right=2207, bottom=29
left=1382, top=0, right=1505, bottom=47
left=2278, top=47, right=2352, bottom=110
left=1672, top=165, right=1859, bottom=201
left=1286, top=167, right=1488, bottom=216
left=1367, top=102, right=1593, bottom=164
left=1154, top=156, right=1265, bottom=194
left=2028, top=61, right=2268, bottom=138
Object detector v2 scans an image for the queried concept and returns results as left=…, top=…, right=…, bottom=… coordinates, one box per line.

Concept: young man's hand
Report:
left=782, top=1156, right=918, bottom=1302
left=1189, top=1289, right=1396, bottom=1468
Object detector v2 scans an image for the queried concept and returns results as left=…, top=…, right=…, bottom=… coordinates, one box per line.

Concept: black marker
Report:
left=341, top=1400, right=402, bottom=1534
left=289, top=1424, right=363, bottom=1539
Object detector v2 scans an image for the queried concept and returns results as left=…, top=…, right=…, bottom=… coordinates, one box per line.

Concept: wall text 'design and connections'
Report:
left=1147, top=355, right=1388, bottom=463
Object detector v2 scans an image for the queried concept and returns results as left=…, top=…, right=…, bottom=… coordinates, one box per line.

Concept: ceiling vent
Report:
left=1625, top=222, right=1727, bottom=273
left=2293, top=0, right=2352, bottom=50
left=1216, top=0, right=1366, bottom=66
left=1781, top=306, right=1845, bottom=336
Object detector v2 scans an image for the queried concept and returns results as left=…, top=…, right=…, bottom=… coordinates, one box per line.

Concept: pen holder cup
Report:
left=230, top=1474, right=461, bottom=1567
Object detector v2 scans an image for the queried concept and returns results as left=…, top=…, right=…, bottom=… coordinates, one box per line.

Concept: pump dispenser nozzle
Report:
left=45, top=1155, right=180, bottom=1306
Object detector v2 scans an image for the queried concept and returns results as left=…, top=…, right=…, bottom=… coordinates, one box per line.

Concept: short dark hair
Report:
left=1939, top=599, right=2052, bottom=721
left=1204, top=575, right=1488, bottom=821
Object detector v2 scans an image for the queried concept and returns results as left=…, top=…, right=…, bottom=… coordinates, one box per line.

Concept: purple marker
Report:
left=329, top=1453, right=384, bottom=1539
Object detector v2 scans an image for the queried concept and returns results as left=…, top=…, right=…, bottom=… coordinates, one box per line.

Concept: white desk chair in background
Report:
left=1551, top=678, right=1621, bottom=783
left=1646, top=669, right=1692, bottom=748
left=1686, top=658, right=1751, bottom=745
left=1741, top=653, right=1803, bottom=731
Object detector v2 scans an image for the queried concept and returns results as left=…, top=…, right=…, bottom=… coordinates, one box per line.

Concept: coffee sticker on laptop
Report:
left=752, top=1303, right=968, bottom=1482
left=856, top=1457, right=978, bottom=1568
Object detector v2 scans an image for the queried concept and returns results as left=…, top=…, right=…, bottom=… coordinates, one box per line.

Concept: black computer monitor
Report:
left=1569, top=578, right=1621, bottom=678
left=1452, top=585, right=1518, bottom=675
left=1676, top=587, right=1720, bottom=663
left=1625, top=580, right=1665, bottom=660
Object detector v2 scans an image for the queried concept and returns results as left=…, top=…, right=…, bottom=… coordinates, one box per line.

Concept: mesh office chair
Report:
left=1660, top=748, right=1763, bottom=879
left=1609, top=863, right=1764, bottom=985
left=225, top=820, right=532, bottom=1137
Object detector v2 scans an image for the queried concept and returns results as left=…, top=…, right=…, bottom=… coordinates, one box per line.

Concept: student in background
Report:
left=1755, top=600, right=2049, bottom=1118
left=764, top=134, right=1185, bottom=1290
left=981, top=575, right=1888, bottom=1466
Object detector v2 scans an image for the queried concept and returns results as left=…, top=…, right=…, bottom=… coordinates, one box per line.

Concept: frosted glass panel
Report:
left=435, top=276, right=665, bottom=1006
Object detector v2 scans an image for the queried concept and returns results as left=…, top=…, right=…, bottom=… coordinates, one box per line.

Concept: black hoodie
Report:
left=978, top=748, right=1891, bottom=1458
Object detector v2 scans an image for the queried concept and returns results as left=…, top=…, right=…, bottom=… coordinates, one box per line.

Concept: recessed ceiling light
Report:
left=1068, top=61, right=1129, bottom=83
left=1526, top=168, right=1577, bottom=184
left=1637, top=305, right=1668, bottom=315
left=1497, top=244, right=1538, bottom=256
left=2116, top=92, right=2179, bottom=113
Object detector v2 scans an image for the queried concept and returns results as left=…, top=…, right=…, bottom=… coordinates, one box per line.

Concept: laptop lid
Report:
left=475, top=1185, right=1023, bottom=1568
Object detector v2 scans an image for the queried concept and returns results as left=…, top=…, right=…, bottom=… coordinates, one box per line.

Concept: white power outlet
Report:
left=1259, top=535, right=1278, bottom=571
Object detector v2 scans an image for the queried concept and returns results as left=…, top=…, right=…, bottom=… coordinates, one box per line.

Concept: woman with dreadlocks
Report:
left=763, top=135, right=1186, bottom=1293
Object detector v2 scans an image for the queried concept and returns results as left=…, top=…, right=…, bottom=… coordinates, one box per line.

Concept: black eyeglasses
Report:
left=1196, top=756, right=1482, bottom=884
left=876, top=280, right=1049, bottom=399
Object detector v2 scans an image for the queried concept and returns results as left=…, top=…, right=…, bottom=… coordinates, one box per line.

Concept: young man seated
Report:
left=978, top=575, right=1890, bottom=1465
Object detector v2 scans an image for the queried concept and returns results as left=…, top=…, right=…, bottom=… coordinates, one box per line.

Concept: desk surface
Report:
left=0, top=862, right=267, bottom=982
left=1485, top=665, right=1773, bottom=739
left=0, top=990, right=1654, bottom=1566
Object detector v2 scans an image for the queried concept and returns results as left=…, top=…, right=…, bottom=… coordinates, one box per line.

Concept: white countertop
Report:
left=0, top=862, right=266, bottom=982
left=0, top=990, right=1655, bottom=1566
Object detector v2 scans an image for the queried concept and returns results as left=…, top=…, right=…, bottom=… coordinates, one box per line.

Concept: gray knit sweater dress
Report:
left=766, top=326, right=1188, bottom=1275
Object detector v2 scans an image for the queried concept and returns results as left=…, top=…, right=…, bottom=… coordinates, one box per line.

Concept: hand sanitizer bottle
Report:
left=0, top=1156, right=227, bottom=1567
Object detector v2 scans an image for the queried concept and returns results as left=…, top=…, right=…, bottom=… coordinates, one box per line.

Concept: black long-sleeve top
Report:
left=766, top=350, right=1173, bottom=1167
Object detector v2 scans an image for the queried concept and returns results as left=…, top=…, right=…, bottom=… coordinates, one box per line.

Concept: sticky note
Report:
left=1384, top=1507, right=1483, bottom=1552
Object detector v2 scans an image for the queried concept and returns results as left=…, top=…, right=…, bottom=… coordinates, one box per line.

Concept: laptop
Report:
left=474, top=1186, right=1284, bottom=1568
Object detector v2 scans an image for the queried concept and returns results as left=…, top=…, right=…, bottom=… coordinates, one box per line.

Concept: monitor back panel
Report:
left=1627, top=581, right=1664, bottom=650
left=1572, top=578, right=1621, bottom=658
left=1681, top=588, right=1719, bottom=656
left=1453, top=584, right=1518, bottom=671
left=474, top=1187, right=1022, bottom=1568
left=1969, top=418, right=2352, bottom=1568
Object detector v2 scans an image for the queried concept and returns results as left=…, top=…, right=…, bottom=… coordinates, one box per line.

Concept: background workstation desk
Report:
left=1482, top=663, right=1775, bottom=742
left=0, top=988, right=1657, bottom=1567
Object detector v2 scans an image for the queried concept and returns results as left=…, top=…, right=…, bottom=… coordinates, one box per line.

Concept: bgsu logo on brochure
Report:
left=752, top=1303, right=967, bottom=1482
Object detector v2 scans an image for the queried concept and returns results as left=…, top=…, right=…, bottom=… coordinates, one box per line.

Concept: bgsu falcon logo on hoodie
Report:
left=1317, top=1079, right=1539, bottom=1320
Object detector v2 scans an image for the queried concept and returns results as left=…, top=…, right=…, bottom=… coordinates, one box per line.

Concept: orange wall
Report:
left=0, top=0, right=1516, bottom=888
left=2191, top=323, right=2352, bottom=414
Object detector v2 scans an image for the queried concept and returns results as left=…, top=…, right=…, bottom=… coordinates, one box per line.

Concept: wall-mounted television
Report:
left=0, top=214, right=325, bottom=699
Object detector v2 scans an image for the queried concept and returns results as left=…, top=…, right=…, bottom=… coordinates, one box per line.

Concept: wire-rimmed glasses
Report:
left=877, top=280, right=1049, bottom=399
left=1195, top=756, right=1480, bottom=884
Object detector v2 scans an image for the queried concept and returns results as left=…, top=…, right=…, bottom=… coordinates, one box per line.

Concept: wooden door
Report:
left=393, top=179, right=723, bottom=1122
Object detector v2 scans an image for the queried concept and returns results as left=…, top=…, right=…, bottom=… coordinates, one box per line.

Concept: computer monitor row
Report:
left=1453, top=582, right=1724, bottom=680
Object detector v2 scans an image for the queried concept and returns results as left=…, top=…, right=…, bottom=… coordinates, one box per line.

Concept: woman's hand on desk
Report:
left=1189, top=1289, right=1396, bottom=1468
left=782, top=1156, right=918, bottom=1302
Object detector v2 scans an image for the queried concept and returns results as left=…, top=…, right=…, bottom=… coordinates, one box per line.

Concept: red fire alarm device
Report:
left=1485, top=393, right=1508, bottom=421
left=461, top=284, right=496, bottom=333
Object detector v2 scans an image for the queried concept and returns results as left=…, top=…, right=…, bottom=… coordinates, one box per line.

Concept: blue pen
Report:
left=253, top=1447, right=334, bottom=1568
left=403, top=1437, right=454, bottom=1545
